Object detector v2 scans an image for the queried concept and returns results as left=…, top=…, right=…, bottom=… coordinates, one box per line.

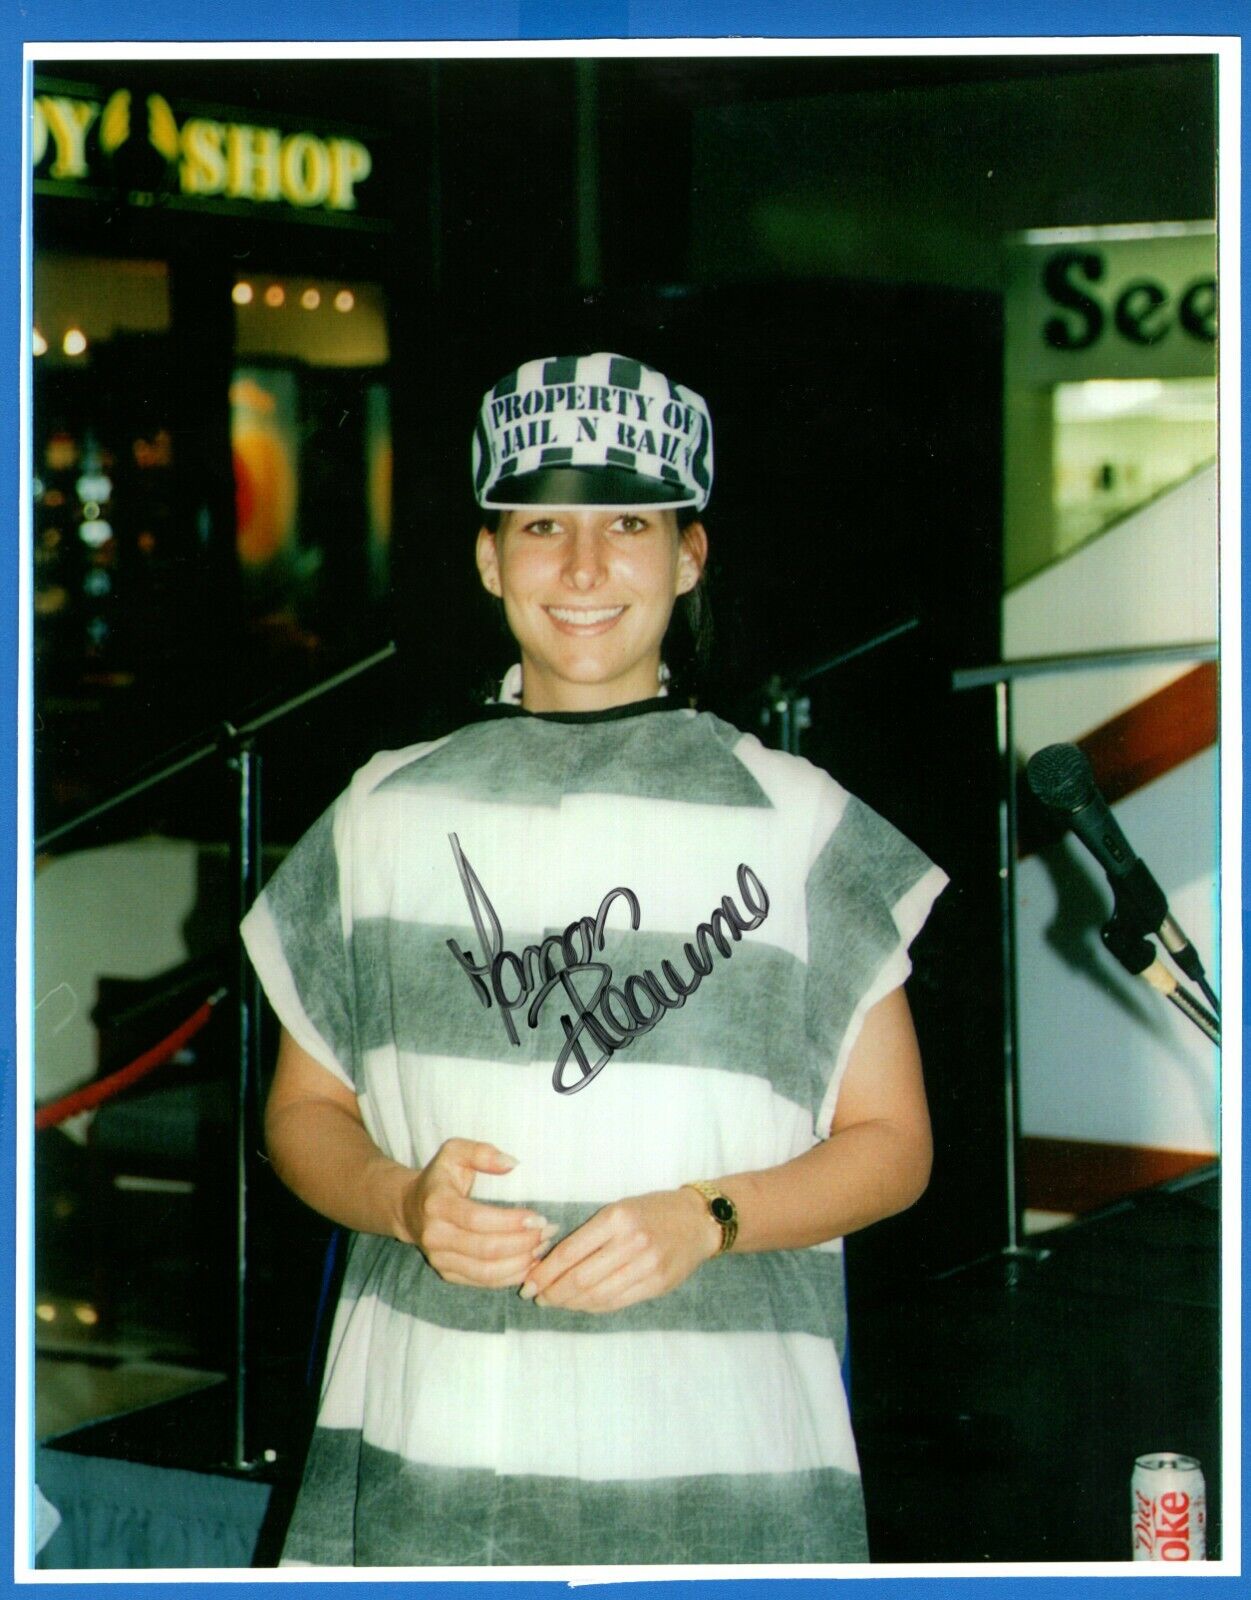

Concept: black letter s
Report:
left=1042, top=250, right=1105, bottom=352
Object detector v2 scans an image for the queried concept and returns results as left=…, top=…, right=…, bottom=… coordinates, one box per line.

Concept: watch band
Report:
left=683, top=1180, right=739, bottom=1255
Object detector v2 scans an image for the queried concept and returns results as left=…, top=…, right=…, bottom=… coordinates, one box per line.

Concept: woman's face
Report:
left=475, top=506, right=707, bottom=713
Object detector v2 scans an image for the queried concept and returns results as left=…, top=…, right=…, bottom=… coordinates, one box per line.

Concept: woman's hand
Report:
left=518, top=1187, right=720, bottom=1313
left=265, top=1035, right=553, bottom=1285
left=402, top=1138, right=556, bottom=1288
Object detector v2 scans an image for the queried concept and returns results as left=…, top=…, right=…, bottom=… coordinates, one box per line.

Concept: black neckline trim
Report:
left=477, top=696, right=687, bottom=726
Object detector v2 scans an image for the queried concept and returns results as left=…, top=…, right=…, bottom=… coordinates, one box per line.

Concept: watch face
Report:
left=710, top=1197, right=735, bottom=1223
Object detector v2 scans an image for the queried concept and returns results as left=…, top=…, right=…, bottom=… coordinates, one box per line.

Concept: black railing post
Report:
left=226, top=729, right=264, bottom=1469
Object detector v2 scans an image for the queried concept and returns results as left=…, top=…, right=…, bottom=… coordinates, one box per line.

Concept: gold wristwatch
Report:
left=683, top=1180, right=739, bottom=1255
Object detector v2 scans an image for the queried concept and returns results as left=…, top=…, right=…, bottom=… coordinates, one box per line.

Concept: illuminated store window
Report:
left=34, top=253, right=171, bottom=364
left=232, top=275, right=386, bottom=366
left=1051, top=377, right=1217, bottom=556
left=230, top=274, right=391, bottom=641
left=32, top=254, right=174, bottom=689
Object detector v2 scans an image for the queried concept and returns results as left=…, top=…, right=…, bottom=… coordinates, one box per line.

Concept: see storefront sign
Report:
left=33, top=80, right=381, bottom=225
left=1007, top=226, right=1216, bottom=384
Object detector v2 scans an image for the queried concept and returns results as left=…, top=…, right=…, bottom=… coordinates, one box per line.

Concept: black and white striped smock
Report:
left=240, top=698, right=947, bottom=1568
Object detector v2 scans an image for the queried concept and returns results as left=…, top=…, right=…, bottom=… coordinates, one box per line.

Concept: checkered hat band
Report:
left=473, top=352, right=713, bottom=509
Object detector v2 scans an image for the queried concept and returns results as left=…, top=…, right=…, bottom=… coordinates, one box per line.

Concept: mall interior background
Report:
left=30, top=52, right=1220, bottom=1566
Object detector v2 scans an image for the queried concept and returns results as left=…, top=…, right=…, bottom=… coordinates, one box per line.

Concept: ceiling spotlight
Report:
left=300, top=287, right=321, bottom=310
left=32, top=328, right=47, bottom=357
left=232, top=281, right=254, bottom=306
left=264, top=284, right=285, bottom=308
left=333, top=289, right=355, bottom=313
left=63, top=328, right=88, bottom=357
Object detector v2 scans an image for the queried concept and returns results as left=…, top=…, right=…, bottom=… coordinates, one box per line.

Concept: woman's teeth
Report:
left=547, top=606, right=625, bottom=625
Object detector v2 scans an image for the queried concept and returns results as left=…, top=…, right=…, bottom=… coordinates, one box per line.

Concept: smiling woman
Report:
left=474, top=505, right=707, bottom=712
left=242, top=350, right=948, bottom=1568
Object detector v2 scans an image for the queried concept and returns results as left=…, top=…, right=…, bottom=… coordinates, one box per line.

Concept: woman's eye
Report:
left=613, top=515, right=649, bottom=534
left=525, top=519, right=562, bottom=536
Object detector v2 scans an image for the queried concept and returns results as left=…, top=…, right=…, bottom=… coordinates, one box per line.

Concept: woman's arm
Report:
left=707, top=982, right=933, bottom=1252
left=519, top=985, right=932, bottom=1311
left=265, top=1028, right=553, bottom=1285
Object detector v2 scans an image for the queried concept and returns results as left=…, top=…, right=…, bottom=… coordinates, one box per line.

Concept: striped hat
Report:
left=473, top=352, right=713, bottom=511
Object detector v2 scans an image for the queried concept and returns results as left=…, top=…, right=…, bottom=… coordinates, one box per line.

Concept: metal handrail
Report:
left=952, top=640, right=1217, bottom=692
left=36, top=641, right=397, bottom=853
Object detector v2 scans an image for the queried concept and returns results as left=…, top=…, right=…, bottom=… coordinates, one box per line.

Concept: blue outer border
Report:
left=7, top=3, right=1245, bottom=1598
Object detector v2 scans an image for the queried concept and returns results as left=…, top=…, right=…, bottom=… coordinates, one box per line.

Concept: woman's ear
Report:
left=476, top=527, right=503, bottom=597
left=675, top=521, right=709, bottom=596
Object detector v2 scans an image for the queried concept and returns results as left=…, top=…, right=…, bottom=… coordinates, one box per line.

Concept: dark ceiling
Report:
left=36, top=52, right=1212, bottom=132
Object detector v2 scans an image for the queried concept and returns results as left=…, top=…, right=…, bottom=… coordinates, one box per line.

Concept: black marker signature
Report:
left=446, top=833, right=770, bottom=1095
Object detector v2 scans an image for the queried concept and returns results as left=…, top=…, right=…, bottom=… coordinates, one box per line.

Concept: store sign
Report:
left=32, top=87, right=375, bottom=218
left=1007, top=228, right=1217, bottom=383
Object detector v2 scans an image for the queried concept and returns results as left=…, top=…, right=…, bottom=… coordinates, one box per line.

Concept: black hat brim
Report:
left=481, top=465, right=696, bottom=509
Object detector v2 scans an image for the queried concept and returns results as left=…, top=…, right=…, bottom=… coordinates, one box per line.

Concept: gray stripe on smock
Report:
left=349, top=920, right=819, bottom=1106
left=338, top=1224, right=848, bottom=1343
left=372, top=713, right=772, bottom=810
left=283, top=1433, right=868, bottom=1566
left=804, top=794, right=934, bottom=1064
left=258, top=802, right=356, bottom=1074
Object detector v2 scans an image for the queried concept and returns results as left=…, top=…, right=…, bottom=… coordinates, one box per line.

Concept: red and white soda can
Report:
left=1132, top=1453, right=1206, bottom=1561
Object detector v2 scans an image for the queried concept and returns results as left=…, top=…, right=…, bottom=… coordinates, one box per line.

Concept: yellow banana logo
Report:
left=147, top=94, right=179, bottom=162
left=98, top=89, right=130, bottom=156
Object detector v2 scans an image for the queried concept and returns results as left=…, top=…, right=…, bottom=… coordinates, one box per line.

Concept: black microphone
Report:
left=1025, top=742, right=1205, bottom=986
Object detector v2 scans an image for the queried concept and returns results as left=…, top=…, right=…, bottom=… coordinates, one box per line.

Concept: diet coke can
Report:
left=1132, top=1453, right=1206, bottom=1561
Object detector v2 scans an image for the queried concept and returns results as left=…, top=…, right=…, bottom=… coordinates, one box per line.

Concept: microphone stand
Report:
left=35, top=639, right=397, bottom=1473
left=1100, top=906, right=1220, bottom=1046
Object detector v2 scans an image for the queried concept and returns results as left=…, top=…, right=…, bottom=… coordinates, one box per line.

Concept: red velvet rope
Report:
left=35, top=990, right=225, bottom=1132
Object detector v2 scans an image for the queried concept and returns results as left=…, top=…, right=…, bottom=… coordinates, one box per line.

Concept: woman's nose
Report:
left=564, top=527, right=606, bottom=591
